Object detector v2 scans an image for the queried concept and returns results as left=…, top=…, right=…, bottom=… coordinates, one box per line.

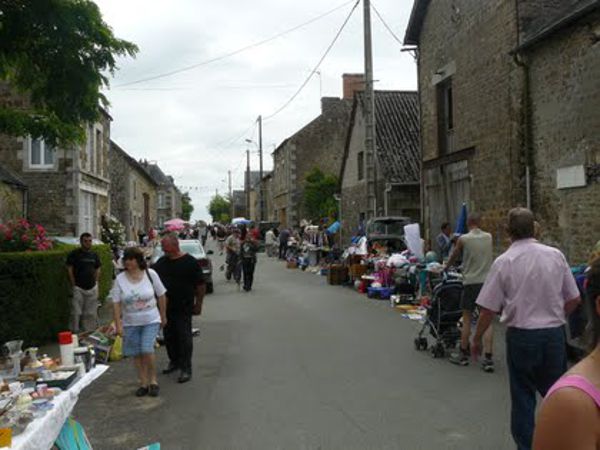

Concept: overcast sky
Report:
left=95, top=0, right=417, bottom=221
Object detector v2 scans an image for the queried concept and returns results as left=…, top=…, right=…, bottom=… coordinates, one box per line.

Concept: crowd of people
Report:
left=64, top=211, right=600, bottom=449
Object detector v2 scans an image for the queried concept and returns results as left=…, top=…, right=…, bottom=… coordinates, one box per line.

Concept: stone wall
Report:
left=526, top=10, right=600, bottom=262
left=418, top=0, right=525, bottom=248
left=294, top=98, right=352, bottom=222
left=108, top=143, right=130, bottom=233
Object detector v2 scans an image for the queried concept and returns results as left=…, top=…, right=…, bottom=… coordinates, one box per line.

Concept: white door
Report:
left=78, top=191, right=96, bottom=236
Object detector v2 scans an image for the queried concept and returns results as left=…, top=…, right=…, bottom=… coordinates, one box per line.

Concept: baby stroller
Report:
left=414, top=275, right=463, bottom=358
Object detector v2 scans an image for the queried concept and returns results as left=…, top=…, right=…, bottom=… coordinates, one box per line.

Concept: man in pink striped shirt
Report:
left=471, top=208, right=580, bottom=450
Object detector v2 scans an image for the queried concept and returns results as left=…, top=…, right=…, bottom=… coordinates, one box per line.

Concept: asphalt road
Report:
left=74, top=243, right=514, bottom=450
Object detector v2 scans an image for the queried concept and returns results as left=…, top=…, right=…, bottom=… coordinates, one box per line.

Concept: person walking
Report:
left=224, top=228, right=242, bottom=284
left=66, top=233, right=101, bottom=333
left=471, top=208, right=581, bottom=450
left=111, top=247, right=167, bottom=397
left=278, top=227, right=290, bottom=260
left=532, top=258, right=600, bottom=450
left=265, top=228, right=276, bottom=258
left=153, top=234, right=206, bottom=383
left=447, top=213, right=495, bottom=372
left=240, top=226, right=259, bottom=292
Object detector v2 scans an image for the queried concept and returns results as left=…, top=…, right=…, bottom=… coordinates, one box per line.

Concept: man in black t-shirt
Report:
left=66, top=233, right=101, bottom=333
left=153, top=234, right=206, bottom=383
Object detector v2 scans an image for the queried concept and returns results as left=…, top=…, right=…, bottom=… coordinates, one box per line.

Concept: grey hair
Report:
left=508, top=207, right=535, bottom=240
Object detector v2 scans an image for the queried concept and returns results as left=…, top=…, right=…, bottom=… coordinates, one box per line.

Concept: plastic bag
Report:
left=109, top=335, right=123, bottom=361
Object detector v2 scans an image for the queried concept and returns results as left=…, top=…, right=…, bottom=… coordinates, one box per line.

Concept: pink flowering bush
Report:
left=0, top=219, right=53, bottom=252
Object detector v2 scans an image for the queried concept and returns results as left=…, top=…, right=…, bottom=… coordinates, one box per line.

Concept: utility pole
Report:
left=258, top=115, right=264, bottom=222
left=246, top=149, right=251, bottom=219
left=363, top=0, right=376, bottom=218
left=228, top=170, right=233, bottom=220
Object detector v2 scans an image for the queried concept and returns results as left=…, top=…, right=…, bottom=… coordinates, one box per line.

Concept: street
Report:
left=74, top=246, right=513, bottom=450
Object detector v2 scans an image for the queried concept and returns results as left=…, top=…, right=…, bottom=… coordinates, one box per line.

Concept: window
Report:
left=29, top=138, right=55, bottom=168
left=158, top=192, right=166, bottom=208
left=436, top=78, right=454, bottom=155
left=357, top=151, right=365, bottom=181
left=133, top=180, right=137, bottom=200
left=86, top=125, right=94, bottom=172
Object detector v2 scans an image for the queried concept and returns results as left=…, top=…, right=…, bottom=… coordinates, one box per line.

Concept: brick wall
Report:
left=526, top=10, right=600, bottom=262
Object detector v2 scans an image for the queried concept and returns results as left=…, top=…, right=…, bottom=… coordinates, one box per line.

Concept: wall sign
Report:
left=556, top=165, right=587, bottom=190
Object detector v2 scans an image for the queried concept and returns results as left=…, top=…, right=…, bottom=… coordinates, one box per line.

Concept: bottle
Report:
left=58, top=332, right=74, bottom=366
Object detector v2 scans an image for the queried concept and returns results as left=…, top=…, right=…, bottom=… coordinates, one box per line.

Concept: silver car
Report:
left=150, top=239, right=214, bottom=294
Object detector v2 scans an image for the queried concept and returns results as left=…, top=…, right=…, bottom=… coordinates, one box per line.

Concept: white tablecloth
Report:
left=1, top=364, right=108, bottom=450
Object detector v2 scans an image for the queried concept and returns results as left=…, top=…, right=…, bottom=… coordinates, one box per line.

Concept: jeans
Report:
left=164, top=314, right=193, bottom=373
left=242, top=258, right=256, bottom=290
left=226, top=253, right=241, bottom=283
left=506, top=326, right=567, bottom=450
left=279, top=242, right=288, bottom=259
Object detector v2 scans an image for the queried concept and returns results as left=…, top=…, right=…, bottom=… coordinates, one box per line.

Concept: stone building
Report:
left=109, top=142, right=158, bottom=241
left=232, top=190, right=247, bottom=219
left=0, top=166, right=27, bottom=222
left=271, top=74, right=359, bottom=227
left=339, top=91, right=421, bottom=242
left=140, top=161, right=183, bottom=227
left=404, top=0, right=600, bottom=262
left=0, top=84, right=111, bottom=237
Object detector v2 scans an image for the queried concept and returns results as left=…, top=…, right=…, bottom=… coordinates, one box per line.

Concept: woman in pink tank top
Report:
left=533, top=259, right=600, bottom=450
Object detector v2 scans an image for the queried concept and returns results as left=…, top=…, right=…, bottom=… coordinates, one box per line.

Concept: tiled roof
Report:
left=0, top=165, right=26, bottom=188
left=356, top=91, right=420, bottom=184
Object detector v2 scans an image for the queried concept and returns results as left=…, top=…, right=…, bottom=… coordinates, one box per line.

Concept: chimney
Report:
left=342, top=73, right=365, bottom=100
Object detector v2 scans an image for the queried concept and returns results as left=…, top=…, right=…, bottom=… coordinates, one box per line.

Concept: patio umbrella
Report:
left=231, top=217, right=251, bottom=225
left=164, top=218, right=186, bottom=231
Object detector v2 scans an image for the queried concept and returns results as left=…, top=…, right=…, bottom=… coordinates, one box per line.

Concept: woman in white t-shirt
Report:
left=111, top=247, right=167, bottom=397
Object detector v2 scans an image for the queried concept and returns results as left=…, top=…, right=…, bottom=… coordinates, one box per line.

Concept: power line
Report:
left=371, top=1, right=403, bottom=46
left=113, top=0, right=356, bottom=88
left=263, top=0, right=360, bottom=122
left=213, top=120, right=257, bottom=150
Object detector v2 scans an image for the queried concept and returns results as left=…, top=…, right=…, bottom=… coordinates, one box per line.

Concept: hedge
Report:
left=0, top=244, right=113, bottom=346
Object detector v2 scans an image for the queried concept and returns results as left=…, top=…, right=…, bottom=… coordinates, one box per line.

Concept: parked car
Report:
left=365, top=216, right=412, bottom=253
left=150, top=239, right=214, bottom=294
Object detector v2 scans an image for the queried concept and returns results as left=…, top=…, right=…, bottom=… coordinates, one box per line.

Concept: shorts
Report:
left=123, top=323, right=160, bottom=357
left=461, top=283, right=483, bottom=312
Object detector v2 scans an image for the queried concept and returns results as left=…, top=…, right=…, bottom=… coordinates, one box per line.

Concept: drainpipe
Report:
left=384, top=183, right=392, bottom=216
left=513, top=0, right=533, bottom=211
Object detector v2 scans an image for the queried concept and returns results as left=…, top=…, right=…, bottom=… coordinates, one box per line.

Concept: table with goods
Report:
left=0, top=331, right=109, bottom=449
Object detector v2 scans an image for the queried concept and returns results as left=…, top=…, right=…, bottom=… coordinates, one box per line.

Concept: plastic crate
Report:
left=367, top=286, right=394, bottom=300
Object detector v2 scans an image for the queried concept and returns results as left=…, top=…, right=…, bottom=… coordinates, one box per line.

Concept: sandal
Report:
left=148, top=384, right=160, bottom=397
left=135, top=386, right=149, bottom=397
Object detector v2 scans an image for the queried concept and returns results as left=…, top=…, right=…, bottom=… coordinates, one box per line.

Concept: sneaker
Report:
left=481, top=358, right=495, bottom=373
left=148, top=384, right=160, bottom=397
left=135, top=386, right=149, bottom=397
left=162, top=363, right=178, bottom=375
left=449, top=349, right=469, bottom=366
left=178, top=372, right=192, bottom=384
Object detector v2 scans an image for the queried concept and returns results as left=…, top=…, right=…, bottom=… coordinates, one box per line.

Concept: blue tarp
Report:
left=327, top=221, right=341, bottom=234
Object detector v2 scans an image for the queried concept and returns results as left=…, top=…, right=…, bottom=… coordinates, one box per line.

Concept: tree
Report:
left=0, top=0, right=138, bottom=147
left=181, top=192, right=194, bottom=221
left=304, top=168, right=338, bottom=222
left=208, top=194, right=231, bottom=224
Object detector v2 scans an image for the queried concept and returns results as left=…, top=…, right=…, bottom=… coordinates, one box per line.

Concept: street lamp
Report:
left=334, top=193, right=342, bottom=247
left=246, top=134, right=264, bottom=222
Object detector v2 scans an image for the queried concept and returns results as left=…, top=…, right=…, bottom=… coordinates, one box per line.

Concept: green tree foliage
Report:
left=208, top=194, right=231, bottom=223
left=304, top=168, right=338, bottom=222
left=181, top=192, right=194, bottom=221
left=0, top=0, right=138, bottom=146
